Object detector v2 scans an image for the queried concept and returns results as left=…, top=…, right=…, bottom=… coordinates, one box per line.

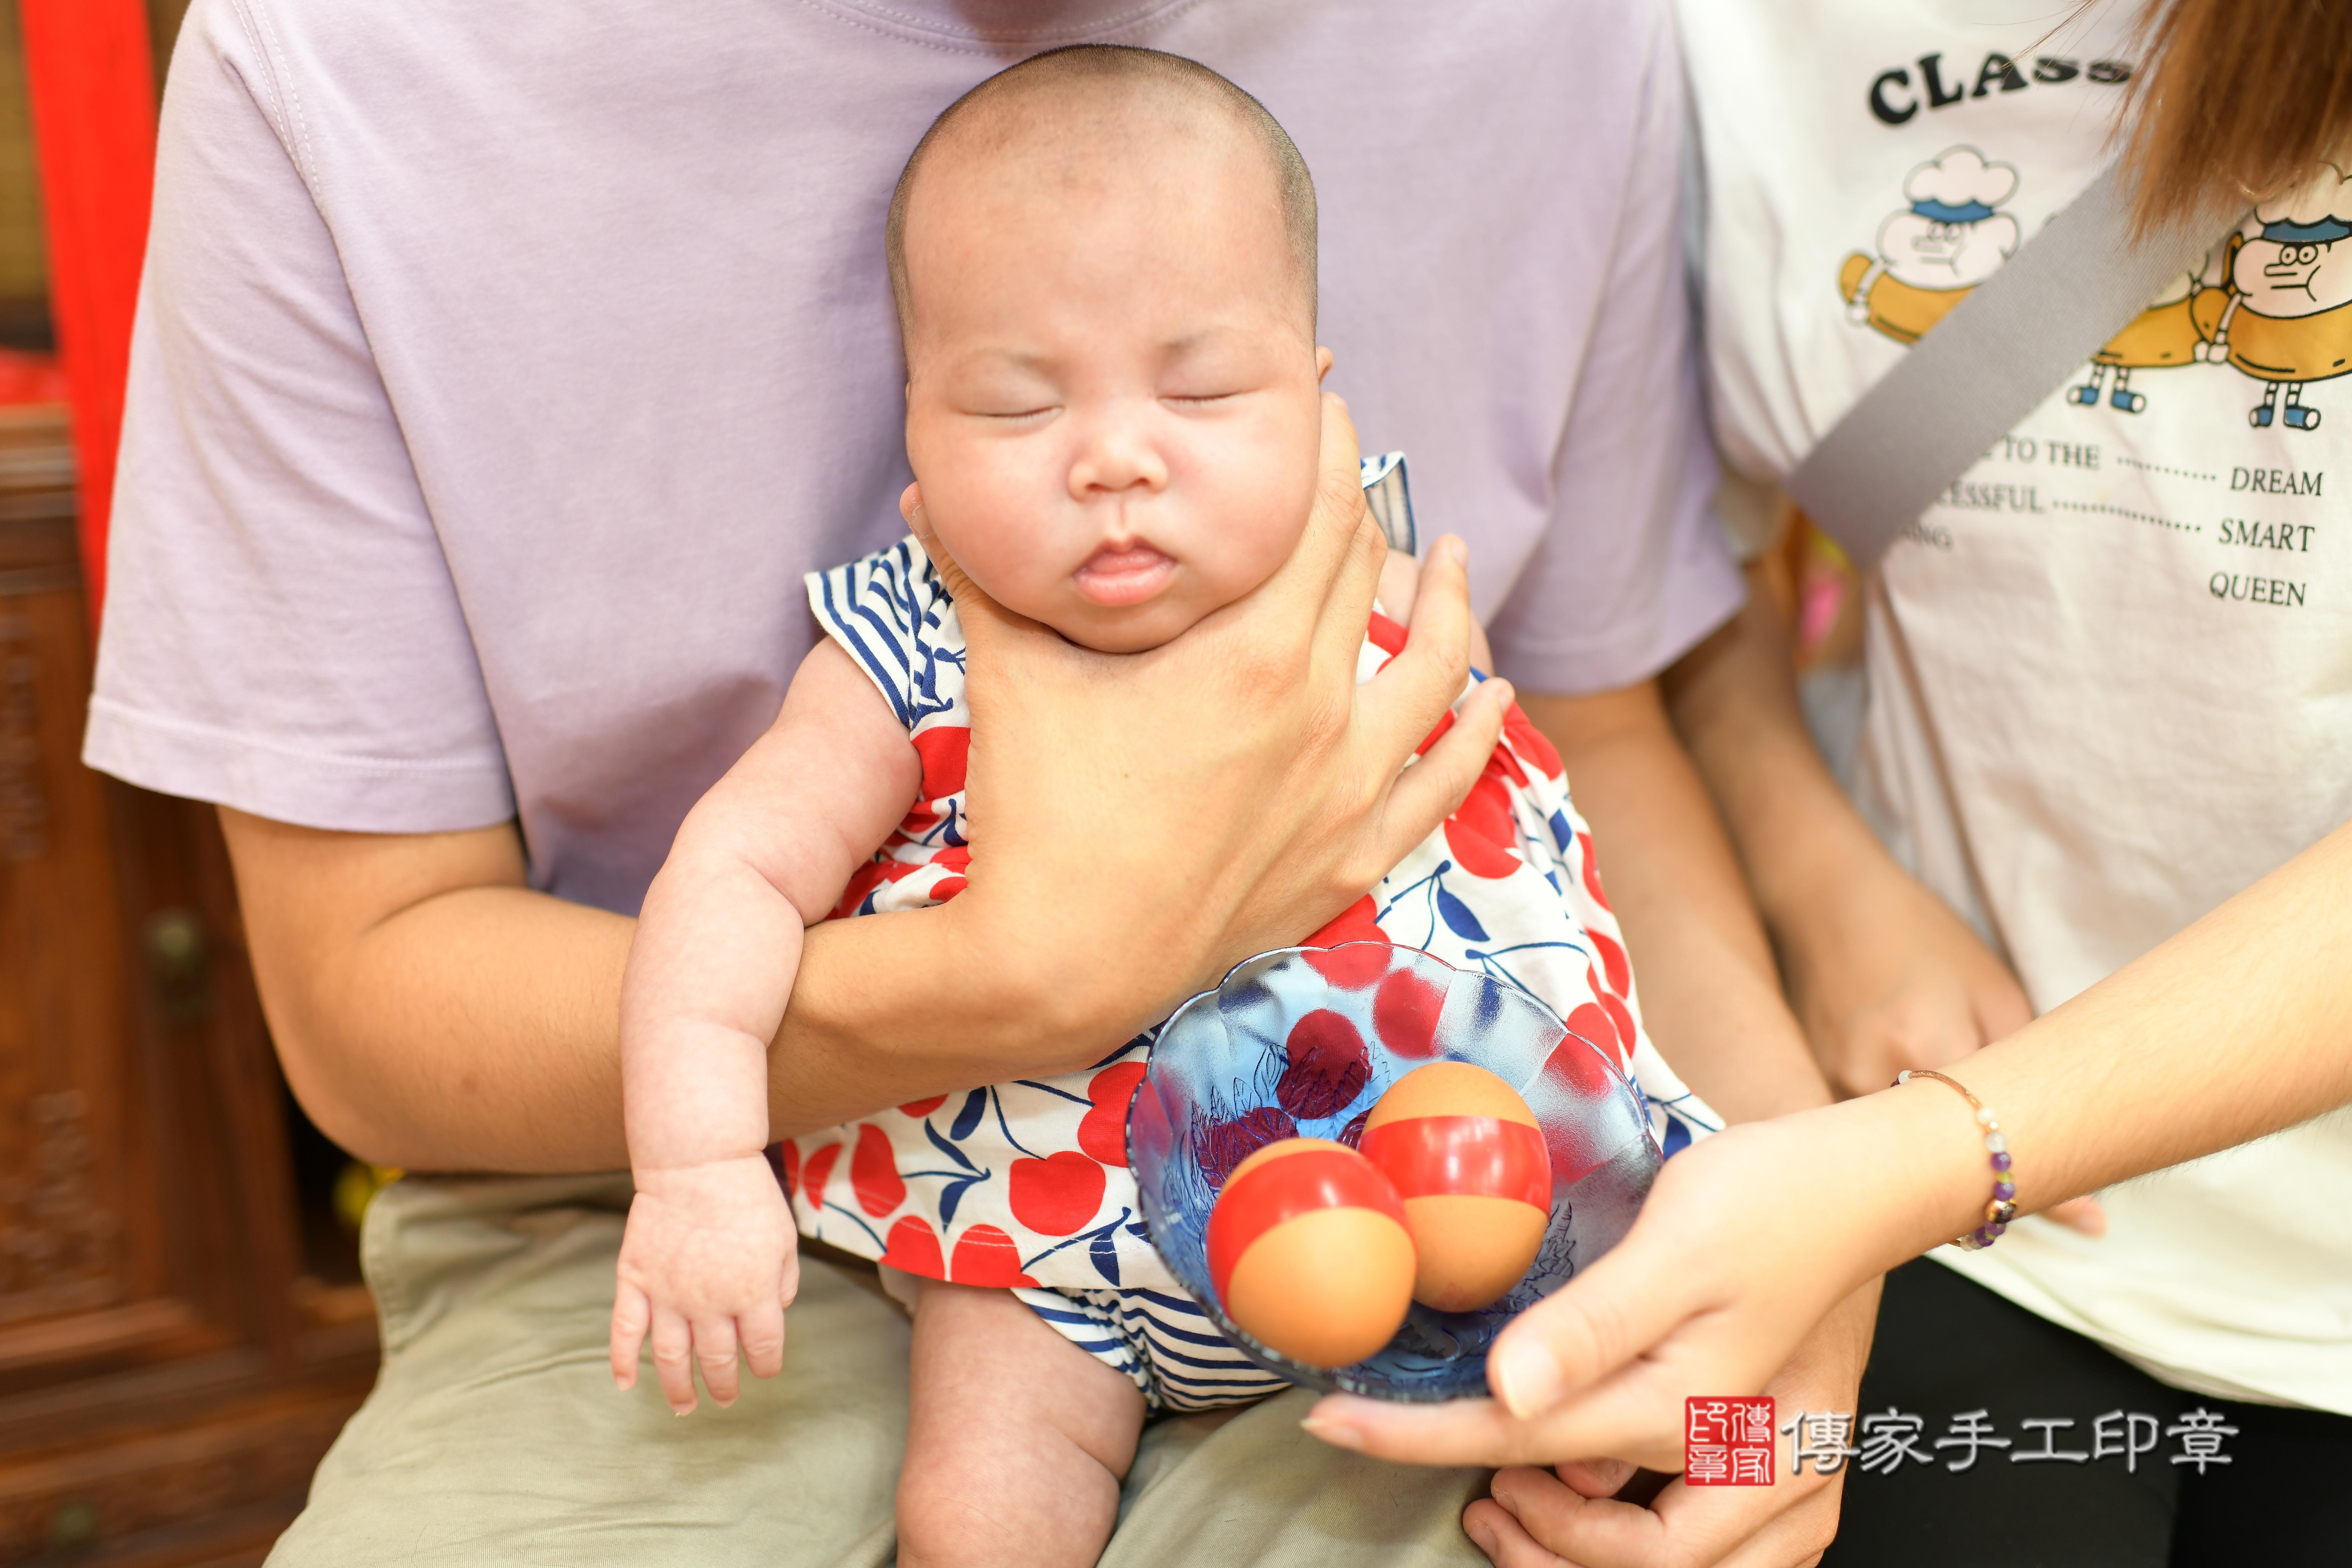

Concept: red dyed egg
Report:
left=1359, top=1062, right=1551, bottom=1312
left=1205, top=1138, right=1416, bottom=1369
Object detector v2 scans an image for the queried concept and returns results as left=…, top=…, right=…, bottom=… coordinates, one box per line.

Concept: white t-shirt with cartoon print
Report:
left=1678, top=0, right=2352, bottom=1413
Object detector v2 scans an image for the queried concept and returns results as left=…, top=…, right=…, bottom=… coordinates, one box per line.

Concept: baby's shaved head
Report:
left=886, top=46, right=1317, bottom=343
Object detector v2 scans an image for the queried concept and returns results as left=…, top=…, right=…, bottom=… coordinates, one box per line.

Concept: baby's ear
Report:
left=1315, top=345, right=1334, bottom=381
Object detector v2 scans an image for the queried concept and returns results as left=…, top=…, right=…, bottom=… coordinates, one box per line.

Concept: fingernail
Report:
left=1488, top=679, right=1515, bottom=710
left=1491, top=1339, right=1565, bottom=1421
left=1443, top=537, right=1467, bottom=564
left=1300, top=1415, right=1363, bottom=1450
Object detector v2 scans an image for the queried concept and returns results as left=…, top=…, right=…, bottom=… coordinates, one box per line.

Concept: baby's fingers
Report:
left=741, top=1298, right=787, bottom=1381
left=651, top=1305, right=698, bottom=1415
left=695, top=1315, right=744, bottom=1408
left=610, top=1282, right=651, bottom=1391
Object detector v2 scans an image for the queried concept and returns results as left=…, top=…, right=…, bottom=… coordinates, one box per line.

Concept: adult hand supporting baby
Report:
left=1299, top=1101, right=1928, bottom=1568
left=899, top=390, right=1507, bottom=1065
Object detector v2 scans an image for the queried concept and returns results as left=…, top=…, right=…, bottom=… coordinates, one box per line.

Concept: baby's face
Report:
left=900, top=131, right=1325, bottom=654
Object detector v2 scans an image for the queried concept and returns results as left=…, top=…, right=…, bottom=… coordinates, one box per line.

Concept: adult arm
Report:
left=1665, top=585, right=2107, bottom=1234
left=1312, top=816, right=2352, bottom=1472
left=226, top=398, right=1512, bottom=1171
left=1664, top=585, right=2036, bottom=1099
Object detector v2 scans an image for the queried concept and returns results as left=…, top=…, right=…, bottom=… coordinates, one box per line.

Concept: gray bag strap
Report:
left=1787, top=163, right=2224, bottom=567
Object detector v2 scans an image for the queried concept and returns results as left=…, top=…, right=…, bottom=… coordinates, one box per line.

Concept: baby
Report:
left=611, top=45, right=1703, bottom=1568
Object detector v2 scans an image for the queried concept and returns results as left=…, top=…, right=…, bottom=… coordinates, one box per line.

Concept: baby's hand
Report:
left=1376, top=546, right=1496, bottom=673
left=611, top=1154, right=800, bottom=1413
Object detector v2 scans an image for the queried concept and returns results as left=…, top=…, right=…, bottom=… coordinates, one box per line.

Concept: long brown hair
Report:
left=2119, top=0, right=2352, bottom=231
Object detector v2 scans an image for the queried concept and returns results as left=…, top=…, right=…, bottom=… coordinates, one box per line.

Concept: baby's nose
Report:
left=1069, top=418, right=1170, bottom=497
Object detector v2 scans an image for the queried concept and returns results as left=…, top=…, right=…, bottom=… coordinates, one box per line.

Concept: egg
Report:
left=1205, top=1137, right=1416, bottom=1369
left=1359, top=1062, right=1552, bottom=1312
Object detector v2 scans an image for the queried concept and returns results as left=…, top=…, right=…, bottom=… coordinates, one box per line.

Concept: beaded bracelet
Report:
left=1895, top=1069, right=2016, bottom=1249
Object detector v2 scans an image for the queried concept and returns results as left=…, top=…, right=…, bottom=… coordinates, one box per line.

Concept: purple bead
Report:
left=1994, top=1181, right=2016, bottom=1200
left=1991, top=1151, right=2014, bottom=1171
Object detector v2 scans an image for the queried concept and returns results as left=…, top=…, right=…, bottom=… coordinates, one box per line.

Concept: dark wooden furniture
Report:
left=0, top=401, right=375, bottom=1568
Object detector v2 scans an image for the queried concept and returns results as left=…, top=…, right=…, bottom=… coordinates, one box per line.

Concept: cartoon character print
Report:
left=781, top=464, right=1712, bottom=1296
left=1836, top=147, right=2268, bottom=421
left=1840, top=147, right=2020, bottom=344
left=2066, top=250, right=2221, bottom=414
left=2192, top=161, right=2352, bottom=432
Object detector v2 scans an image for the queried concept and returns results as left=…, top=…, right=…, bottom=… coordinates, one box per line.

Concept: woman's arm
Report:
left=225, top=396, right=1512, bottom=1171
left=1311, top=816, right=2352, bottom=1469
left=1664, top=588, right=2036, bottom=1098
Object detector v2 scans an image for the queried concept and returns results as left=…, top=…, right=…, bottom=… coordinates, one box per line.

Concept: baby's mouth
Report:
left=1073, top=542, right=1178, bottom=608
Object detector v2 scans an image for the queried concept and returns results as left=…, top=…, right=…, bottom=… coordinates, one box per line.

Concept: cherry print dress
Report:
left=783, top=457, right=1718, bottom=1409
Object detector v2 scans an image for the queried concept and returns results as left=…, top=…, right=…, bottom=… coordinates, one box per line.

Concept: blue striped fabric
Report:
left=1012, top=1284, right=1289, bottom=1412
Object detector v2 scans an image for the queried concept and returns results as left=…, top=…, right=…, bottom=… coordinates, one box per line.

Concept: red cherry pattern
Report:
left=1544, top=1023, right=1614, bottom=1097
left=1372, top=968, right=1445, bottom=1058
left=1078, top=1062, right=1149, bottom=1167
left=1575, top=830, right=1612, bottom=912
left=1484, top=729, right=1529, bottom=787
left=1303, top=940, right=1391, bottom=988
left=1008, top=1150, right=1108, bottom=1236
left=1303, top=898, right=1389, bottom=974
left=949, top=1223, right=1038, bottom=1288
left=799, top=1142, right=841, bottom=1208
left=831, top=855, right=926, bottom=919
left=852, top=1124, right=907, bottom=1217
left=912, top=724, right=971, bottom=800
left=882, top=1215, right=944, bottom=1279
left=1443, top=773, right=1520, bottom=879
left=1564, top=1002, right=1619, bottom=1064
left=1585, top=964, right=1638, bottom=1072
left=1599, top=993, right=1638, bottom=1066
left=1590, top=928, right=1631, bottom=997
left=1200, top=1106, right=1298, bottom=1188
left=899, top=1095, right=948, bottom=1118
left=1276, top=1010, right=1372, bottom=1121
left=1506, top=707, right=1564, bottom=778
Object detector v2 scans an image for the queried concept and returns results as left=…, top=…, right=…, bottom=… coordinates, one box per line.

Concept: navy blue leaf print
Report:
left=1436, top=887, right=1491, bottom=942
left=923, top=1119, right=979, bottom=1173
left=1090, top=1233, right=1122, bottom=1286
left=1549, top=809, right=1576, bottom=853
left=1661, top=1114, right=1692, bottom=1160
left=938, top=1173, right=984, bottom=1228
left=949, top=1087, right=988, bottom=1141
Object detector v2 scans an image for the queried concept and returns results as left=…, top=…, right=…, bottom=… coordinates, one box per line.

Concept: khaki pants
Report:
left=269, top=1175, right=1491, bottom=1566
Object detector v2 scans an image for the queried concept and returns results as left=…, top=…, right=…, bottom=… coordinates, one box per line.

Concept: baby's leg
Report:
left=897, top=1280, right=1146, bottom=1568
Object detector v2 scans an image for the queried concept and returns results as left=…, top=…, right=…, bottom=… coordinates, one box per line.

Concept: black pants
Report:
left=1819, top=1260, right=2352, bottom=1567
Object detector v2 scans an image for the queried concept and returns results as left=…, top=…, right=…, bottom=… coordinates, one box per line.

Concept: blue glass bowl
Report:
left=1129, top=944, right=1658, bottom=1402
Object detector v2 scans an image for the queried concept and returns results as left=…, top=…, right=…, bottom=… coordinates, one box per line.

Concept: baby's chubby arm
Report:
left=612, top=639, right=919, bottom=1412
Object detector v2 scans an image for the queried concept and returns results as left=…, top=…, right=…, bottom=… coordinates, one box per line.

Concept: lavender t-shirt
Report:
left=86, top=0, right=1739, bottom=916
